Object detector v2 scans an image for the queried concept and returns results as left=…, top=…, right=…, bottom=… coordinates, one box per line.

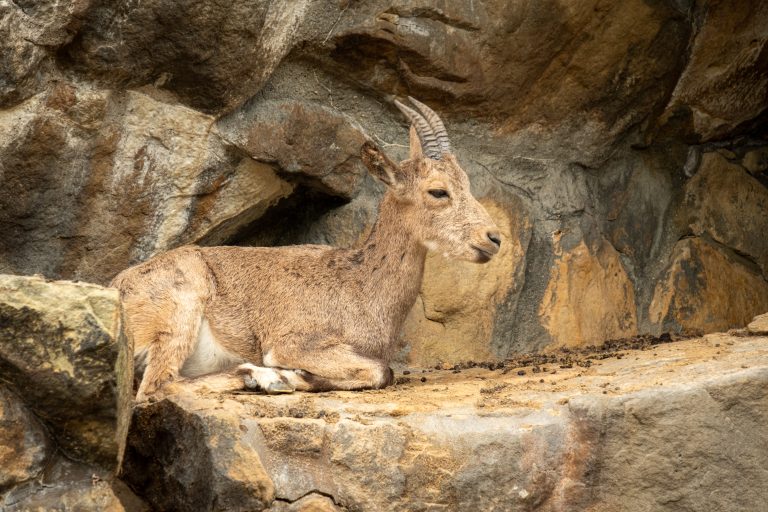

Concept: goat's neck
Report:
left=354, top=193, right=426, bottom=330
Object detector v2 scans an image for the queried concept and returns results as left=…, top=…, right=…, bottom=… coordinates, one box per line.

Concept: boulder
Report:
left=663, top=0, right=768, bottom=140
left=2, top=455, right=148, bottom=512
left=218, top=99, right=369, bottom=199
left=649, top=237, right=768, bottom=334
left=0, top=82, right=294, bottom=283
left=61, top=1, right=310, bottom=113
left=0, top=387, right=51, bottom=491
left=122, top=394, right=275, bottom=512
left=748, top=313, right=768, bottom=335
left=121, top=334, right=768, bottom=511
left=0, top=274, right=132, bottom=468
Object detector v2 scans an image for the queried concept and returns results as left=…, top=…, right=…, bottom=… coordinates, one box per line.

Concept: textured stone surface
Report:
left=122, top=399, right=275, bottom=512
left=122, top=334, right=768, bottom=511
left=0, top=274, right=132, bottom=467
left=0, top=387, right=51, bottom=492
left=663, top=0, right=768, bottom=140
left=0, top=0, right=89, bottom=107
left=2, top=455, right=148, bottom=512
left=748, top=313, right=768, bottom=335
left=539, top=237, right=638, bottom=347
left=1, top=0, right=767, bottom=359
left=62, top=1, right=310, bottom=114
left=219, top=99, right=368, bottom=199
left=0, top=82, right=296, bottom=284
left=649, top=237, right=768, bottom=334
left=679, top=152, right=768, bottom=279
left=267, top=494, right=341, bottom=512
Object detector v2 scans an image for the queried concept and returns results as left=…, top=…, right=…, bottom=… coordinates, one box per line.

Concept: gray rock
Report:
left=123, top=398, right=275, bottom=512
left=217, top=99, right=368, bottom=200
left=2, top=454, right=148, bottom=512
left=62, top=1, right=309, bottom=113
left=0, top=387, right=51, bottom=491
left=0, top=274, right=132, bottom=468
left=0, top=82, right=293, bottom=284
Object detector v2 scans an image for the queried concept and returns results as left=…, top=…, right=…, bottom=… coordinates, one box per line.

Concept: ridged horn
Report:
left=394, top=99, right=442, bottom=159
left=407, top=96, right=452, bottom=155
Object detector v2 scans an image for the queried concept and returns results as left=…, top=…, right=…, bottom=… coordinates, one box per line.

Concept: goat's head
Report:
left=361, top=97, right=501, bottom=263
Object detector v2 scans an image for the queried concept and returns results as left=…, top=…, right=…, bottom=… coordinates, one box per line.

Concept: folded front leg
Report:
left=236, top=364, right=295, bottom=394
left=263, top=345, right=394, bottom=392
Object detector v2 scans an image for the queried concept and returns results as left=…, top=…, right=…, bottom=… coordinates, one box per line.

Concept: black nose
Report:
left=487, top=231, right=501, bottom=247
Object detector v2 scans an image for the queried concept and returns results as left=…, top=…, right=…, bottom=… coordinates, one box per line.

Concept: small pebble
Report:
left=420, top=377, right=427, bottom=382
left=517, top=370, right=526, bottom=376
left=403, top=370, right=411, bottom=375
left=539, top=379, right=544, bottom=383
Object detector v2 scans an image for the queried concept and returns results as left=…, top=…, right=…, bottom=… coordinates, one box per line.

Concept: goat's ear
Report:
left=409, top=125, right=423, bottom=160
left=361, top=141, right=401, bottom=188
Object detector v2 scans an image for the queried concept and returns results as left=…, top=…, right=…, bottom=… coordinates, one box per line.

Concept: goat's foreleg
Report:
left=135, top=304, right=203, bottom=402
left=240, top=344, right=393, bottom=393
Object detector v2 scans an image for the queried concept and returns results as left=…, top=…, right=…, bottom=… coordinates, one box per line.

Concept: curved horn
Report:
left=394, top=99, right=442, bottom=159
left=407, top=96, right=452, bottom=155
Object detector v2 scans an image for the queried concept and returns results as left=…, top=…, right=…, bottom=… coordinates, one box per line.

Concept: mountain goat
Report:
left=112, top=97, right=501, bottom=401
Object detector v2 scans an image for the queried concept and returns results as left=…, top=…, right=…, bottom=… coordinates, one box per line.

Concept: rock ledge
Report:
left=123, top=334, right=768, bottom=512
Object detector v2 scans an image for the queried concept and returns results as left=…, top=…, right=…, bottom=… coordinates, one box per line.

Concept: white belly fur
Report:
left=180, top=318, right=244, bottom=378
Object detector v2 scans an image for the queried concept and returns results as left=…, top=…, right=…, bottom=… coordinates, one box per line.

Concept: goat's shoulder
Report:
left=110, top=245, right=209, bottom=291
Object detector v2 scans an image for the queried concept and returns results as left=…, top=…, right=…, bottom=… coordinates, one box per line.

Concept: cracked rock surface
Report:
left=123, top=332, right=768, bottom=512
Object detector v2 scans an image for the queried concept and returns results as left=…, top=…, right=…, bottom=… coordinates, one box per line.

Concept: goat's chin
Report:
left=423, top=243, right=495, bottom=264
left=473, top=252, right=493, bottom=264
left=468, top=245, right=496, bottom=264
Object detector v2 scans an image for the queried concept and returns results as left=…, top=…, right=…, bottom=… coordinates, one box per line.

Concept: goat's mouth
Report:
left=471, top=245, right=495, bottom=263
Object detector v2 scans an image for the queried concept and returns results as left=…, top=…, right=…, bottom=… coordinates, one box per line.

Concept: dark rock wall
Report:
left=1, top=0, right=766, bottom=363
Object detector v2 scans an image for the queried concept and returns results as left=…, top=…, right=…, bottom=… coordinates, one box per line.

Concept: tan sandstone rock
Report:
left=680, top=152, right=768, bottom=279
left=664, top=0, right=768, bottom=140
left=0, top=82, right=294, bottom=283
left=123, top=397, right=275, bottom=512
left=122, top=334, right=768, bottom=511
left=649, top=237, right=768, bottom=334
left=539, top=237, right=638, bottom=348
left=747, top=313, right=768, bottom=335
left=0, top=275, right=132, bottom=468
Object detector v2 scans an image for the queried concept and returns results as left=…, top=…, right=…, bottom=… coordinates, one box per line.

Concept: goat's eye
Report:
left=428, top=189, right=450, bottom=199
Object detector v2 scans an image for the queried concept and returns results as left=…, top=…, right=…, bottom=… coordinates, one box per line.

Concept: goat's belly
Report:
left=180, top=318, right=245, bottom=378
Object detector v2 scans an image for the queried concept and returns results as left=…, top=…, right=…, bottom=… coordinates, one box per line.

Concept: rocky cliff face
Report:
left=1, top=2, right=767, bottom=508
left=1, top=0, right=767, bottom=365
